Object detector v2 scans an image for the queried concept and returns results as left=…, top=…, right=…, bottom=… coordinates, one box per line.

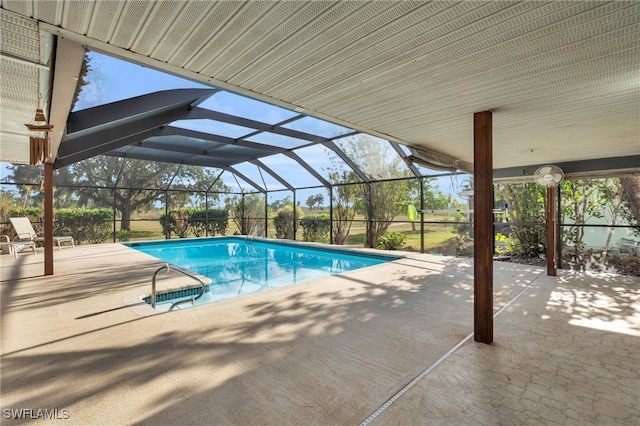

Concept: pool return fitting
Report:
left=151, top=263, right=207, bottom=311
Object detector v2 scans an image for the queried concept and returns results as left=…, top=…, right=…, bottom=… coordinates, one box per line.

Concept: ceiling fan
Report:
left=534, top=165, right=564, bottom=187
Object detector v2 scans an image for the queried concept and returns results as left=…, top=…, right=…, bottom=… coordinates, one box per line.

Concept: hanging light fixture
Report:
left=25, top=106, right=54, bottom=166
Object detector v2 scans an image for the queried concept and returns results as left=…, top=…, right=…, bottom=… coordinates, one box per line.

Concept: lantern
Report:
left=25, top=108, right=54, bottom=166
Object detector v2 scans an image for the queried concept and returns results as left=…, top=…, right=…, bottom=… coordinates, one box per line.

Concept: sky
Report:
left=2, top=51, right=468, bottom=203
left=75, top=52, right=365, bottom=194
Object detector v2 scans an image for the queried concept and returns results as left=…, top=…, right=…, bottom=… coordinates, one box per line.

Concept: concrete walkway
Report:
left=1, top=242, right=638, bottom=425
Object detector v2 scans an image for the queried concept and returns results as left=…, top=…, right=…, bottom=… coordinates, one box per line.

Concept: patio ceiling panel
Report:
left=161, top=126, right=278, bottom=155
left=134, top=139, right=253, bottom=163
left=271, top=1, right=492, bottom=102
left=55, top=89, right=217, bottom=169
left=2, top=1, right=638, bottom=178
left=55, top=127, right=163, bottom=170
left=66, top=89, right=217, bottom=133
left=109, top=146, right=191, bottom=164
left=215, top=145, right=274, bottom=158
left=154, top=124, right=316, bottom=170
left=148, top=2, right=216, bottom=63
left=104, top=148, right=233, bottom=172
left=231, top=1, right=402, bottom=89
left=0, top=9, right=53, bottom=164
left=195, top=1, right=309, bottom=79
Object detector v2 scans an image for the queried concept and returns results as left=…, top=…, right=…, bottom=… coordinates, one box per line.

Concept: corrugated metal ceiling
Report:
left=0, top=9, right=52, bottom=164
left=1, top=0, right=638, bottom=173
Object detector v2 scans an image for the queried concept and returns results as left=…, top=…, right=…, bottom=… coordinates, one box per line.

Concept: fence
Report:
left=2, top=177, right=638, bottom=268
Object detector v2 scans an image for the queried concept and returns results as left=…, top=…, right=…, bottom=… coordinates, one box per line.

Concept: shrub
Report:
left=116, top=229, right=130, bottom=242
left=273, top=205, right=304, bottom=239
left=227, top=194, right=264, bottom=235
left=56, top=208, right=113, bottom=244
left=189, top=208, right=228, bottom=236
left=159, top=213, right=175, bottom=238
left=376, top=231, right=407, bottom=250
left=9, top=208, right=43, bottom=229
left=495, top=233, right=508, bottom=256
left=300, top=214, right=330, bottom=242
left=172, top=210, right=191, bottom=238
left=453, top=234, right=473, bottom=256
left=453, top=223, right=471, bottom=236
left=160, top=208, right=228, bottom=238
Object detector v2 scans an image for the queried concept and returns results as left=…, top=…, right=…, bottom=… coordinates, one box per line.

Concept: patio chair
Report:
left=1, top=235, right=36, bottom=258
left=9, top=217, right=75, bottom=250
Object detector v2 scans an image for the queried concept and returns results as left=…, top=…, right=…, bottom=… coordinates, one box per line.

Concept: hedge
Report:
left=9, top=208, right=112, bottom=245
left=55, top=208, right=113, bottom=244
left=300, top=214, right=330, bottom=242
left=9, top=208, right=43, bottom=225
left=273, top=205, right=304, bottom=239
left=159, top=208, right=228, bottom=238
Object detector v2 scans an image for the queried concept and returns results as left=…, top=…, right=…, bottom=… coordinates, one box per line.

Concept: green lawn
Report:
left=121, top=215, right=460, bottom=254
left=126, top=219, right=164, bottom=241
left=342, top=222, right=457, bottom=254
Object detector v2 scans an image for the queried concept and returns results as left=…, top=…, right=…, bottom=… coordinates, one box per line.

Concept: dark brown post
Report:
left=546, top=186, right=557, bottom=276
left=44, top=162, right=54, bottom=276
left=474, top=111, right=493, bottom=344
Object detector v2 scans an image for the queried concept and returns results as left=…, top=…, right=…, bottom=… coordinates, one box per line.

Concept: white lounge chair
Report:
left=9, top=217, right=75, bottom=250
left=1, top=235, right=36, bottom=258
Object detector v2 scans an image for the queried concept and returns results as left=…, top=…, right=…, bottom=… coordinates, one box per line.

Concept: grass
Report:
left=127, top=219, right=164, bottom=241
left=120, top=216, right=460, bottom=254
left=341, top=222, right=457, bottom=253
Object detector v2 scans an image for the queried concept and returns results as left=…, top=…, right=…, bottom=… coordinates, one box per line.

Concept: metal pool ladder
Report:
left=151, top=263, right=207, bottom=311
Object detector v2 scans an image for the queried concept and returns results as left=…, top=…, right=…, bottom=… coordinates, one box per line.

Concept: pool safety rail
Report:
left=151, top=263, right=207, bottom=311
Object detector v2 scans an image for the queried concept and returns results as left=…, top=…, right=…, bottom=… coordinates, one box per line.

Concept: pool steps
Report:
left=150, top=263, right=208, bottom=311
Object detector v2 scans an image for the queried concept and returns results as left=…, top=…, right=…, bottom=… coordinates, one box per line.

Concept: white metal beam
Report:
left=47, top=37, right=85, bottom=163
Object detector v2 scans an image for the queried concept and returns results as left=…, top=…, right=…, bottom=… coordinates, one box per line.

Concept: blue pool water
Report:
left=127, top=237, right=398, bottom=310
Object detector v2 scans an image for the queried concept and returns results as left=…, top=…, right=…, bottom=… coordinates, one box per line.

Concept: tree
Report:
left=494, top=182, right=546, bottom=257
left=5, top=164, right=44, bottom=208
left=338, top=135, right=413, bottom=246
left=71, top=52, right=92, bottom=110
left=305, top=193, right=324, bottom=210
left=273, top=204, right=304, bottom=239
left=600, top=179, right=625, bottom=258
left=269, top=195, right=291, bottom=211
left=227, top=193, right=265, bottom=235
left=362, top=179, right=412, bottom=246
left=329, top=175, right=360, bottom=245
left=0, top=189, right=17, bottom=228
left=620, top=175, right=640, bottom=233
left=423, top=178, right=454, bottom=211
left=561, top=179, right=605, bottom=258
left=53, top=156, right=227, bottom=231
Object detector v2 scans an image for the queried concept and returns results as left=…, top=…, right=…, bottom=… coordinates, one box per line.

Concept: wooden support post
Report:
left=474, top=111, right=493, bottom=344
left=44, top=162, right=54, bottom=276
left=546, top=186, right=557, bottom=276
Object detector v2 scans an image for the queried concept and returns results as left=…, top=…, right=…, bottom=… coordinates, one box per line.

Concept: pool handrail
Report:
left=151, top=263, right=207, bottom=310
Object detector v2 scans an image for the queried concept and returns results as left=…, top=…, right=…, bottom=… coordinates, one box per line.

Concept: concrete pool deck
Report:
left=1, top=242, right=638, bottom=425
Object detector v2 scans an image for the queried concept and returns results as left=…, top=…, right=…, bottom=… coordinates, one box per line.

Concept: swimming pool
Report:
left=127, top=237, right=399, bottom=310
